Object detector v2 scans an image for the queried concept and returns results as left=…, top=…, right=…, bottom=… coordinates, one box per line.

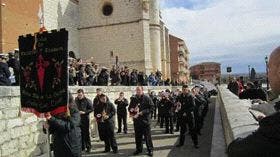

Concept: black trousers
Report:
left=158, top=114, right=165, bottom=128
left=173, top=112, right=180, bottom=130
left=194, top=108, right=203, bottom=133
left=151, top=107, right=157, bottom=119
left=98, top=121, right=118, bottom=151
left=202, top=102, right=209, bottom=119
left=81, top=117, right=91, bottom=150
left=134, top=123, right=154, bottom=152
left=117, top=114, right=127, bottom=132
left=164, top=115, right=173, bottom=133
left=104, top=135, right=118, bottom=152
left=178, top=112, right=198, bottom=146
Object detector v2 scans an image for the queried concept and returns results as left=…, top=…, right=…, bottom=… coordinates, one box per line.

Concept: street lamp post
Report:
left=248, top=65, right=251, bottom=81
left=116, top=56, right=119, bottom=67
left=265, top=56, right=269, bottom=90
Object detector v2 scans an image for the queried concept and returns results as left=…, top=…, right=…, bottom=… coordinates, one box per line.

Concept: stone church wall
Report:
left=79, top=0, right=149, bottom=71
left=43, top=0, right=79, bottom=56
left=79, top=22, right=146, bottom=71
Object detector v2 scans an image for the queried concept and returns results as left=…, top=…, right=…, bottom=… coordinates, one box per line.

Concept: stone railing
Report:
left=217, top=85, right=259, bottom=146
left=0, top=86, right=179, bottom=157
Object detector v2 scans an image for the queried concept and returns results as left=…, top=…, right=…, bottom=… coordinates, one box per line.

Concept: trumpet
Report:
left=175, top=102, right=182, bottom=113
left=129, top=103, right=139, bottom=117
left=96, top=109, right=108, bottom=123
left=101, top=109, right=108, bottom=122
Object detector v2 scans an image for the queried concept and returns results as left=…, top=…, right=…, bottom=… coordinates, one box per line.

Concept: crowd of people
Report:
left=227, top=77, right=267, bottom=101
left=68, top=57, right=183, bottom=86
left=0, top=52, right=188, bottom=86
left=0, top=53, right=19, bottom=86
left=43, top=84, right=215, bottom=157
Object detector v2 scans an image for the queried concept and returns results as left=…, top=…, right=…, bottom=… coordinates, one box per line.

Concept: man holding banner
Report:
left=18, top=29, right=83, bottom=156
left=44, top=93, right=82, bottom=157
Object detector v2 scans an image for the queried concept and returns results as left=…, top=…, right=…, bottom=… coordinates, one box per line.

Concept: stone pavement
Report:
left=83, top=97, right=226, bottom=157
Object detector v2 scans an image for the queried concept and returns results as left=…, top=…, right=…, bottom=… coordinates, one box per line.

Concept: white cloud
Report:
left=161, top=0, right=280, bottom=73
left=161, top=0, right=217, bottom=10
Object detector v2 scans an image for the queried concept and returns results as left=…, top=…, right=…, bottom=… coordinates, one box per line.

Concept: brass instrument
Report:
left=96, top=108, right=108, bottom=123
left=129, top=103, right=140, bottom=118
left=175, top=102, right=182, bottom=113
left=101, top=109, right=107, bottom=122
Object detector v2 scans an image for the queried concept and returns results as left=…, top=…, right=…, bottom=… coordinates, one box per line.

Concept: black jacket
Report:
left=158, top=98, right=173, bottom=116
left=75, top=97, right=93, bottom=118
left=94, top=101, right=116, bottom=140
left=97, top=70, right=109, bottom=86
left=228, top=112, right=280, bottom=157
left=194, top=94, right=207, bottom=107
left=7, top=58, right=19, bottom=74
left=176, top=93, right=195, bottom=117
left=94, top=101, right=116, bottom=123
left=48, top=106, right=82, bottom=157
left=228, top=81, right=239, bottom=95
left=93, top=95, right=110, bottom=109
left=0, top=62, right=11, bottom=86
left=110, top=70, right=120, bottom=84
left=239, top=88, right=267, bottom=101
left=258, top=112, right=280, bottom=142
left=130, top=72, right=138, bottom=85
left=115, top=98, right=128, bottom=115
left=7, top=58, right=19, bottom=84
left=120, top=71, right=129, bottom=86
left=128, top=94, right=154, bottom=127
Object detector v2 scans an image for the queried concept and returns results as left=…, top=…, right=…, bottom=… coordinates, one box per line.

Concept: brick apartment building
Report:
left=190, top=62, right=221, bottom=83
left=169, top=34, right=190, bottom=84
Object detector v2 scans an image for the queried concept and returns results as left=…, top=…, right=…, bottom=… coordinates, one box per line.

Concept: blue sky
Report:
left=161, top=0, right=280, bottom=74
left=161, top=0, right=216, bottom=10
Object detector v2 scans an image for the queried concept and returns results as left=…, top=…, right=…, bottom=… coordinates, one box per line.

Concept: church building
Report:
left=0, top=0, right=191, bottom=81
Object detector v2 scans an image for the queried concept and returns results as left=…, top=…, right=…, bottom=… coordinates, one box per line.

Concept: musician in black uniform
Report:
left=75, top=89, right=94, bottom=153
left=93, top=88, right=110, bottom=113
left=94, top=94, right=118, bottom=154
left=157, top=92, right=165, bottom=128
left=114, top=92, right=128, bottom=134
left=149, top=91, right=158, bottom=120
left=201, top=86, right=210, bottom=119
left=128, top=86, right=154, bottom=156
left=93, top=88, right=103, bottom=108
left=176, top=85, right=199, bottom=148
left=192, top=86, right=207, bottom=135
left=172, top=90, right=181, bottom=132
left=158, top=92, right=174, bottom=134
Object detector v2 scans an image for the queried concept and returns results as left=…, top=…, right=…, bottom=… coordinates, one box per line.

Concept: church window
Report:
left=102, top=3, right=113, bottom=16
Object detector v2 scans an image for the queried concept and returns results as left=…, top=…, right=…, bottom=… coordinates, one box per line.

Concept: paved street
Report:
left=83, top=98, right=220, bottom=157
